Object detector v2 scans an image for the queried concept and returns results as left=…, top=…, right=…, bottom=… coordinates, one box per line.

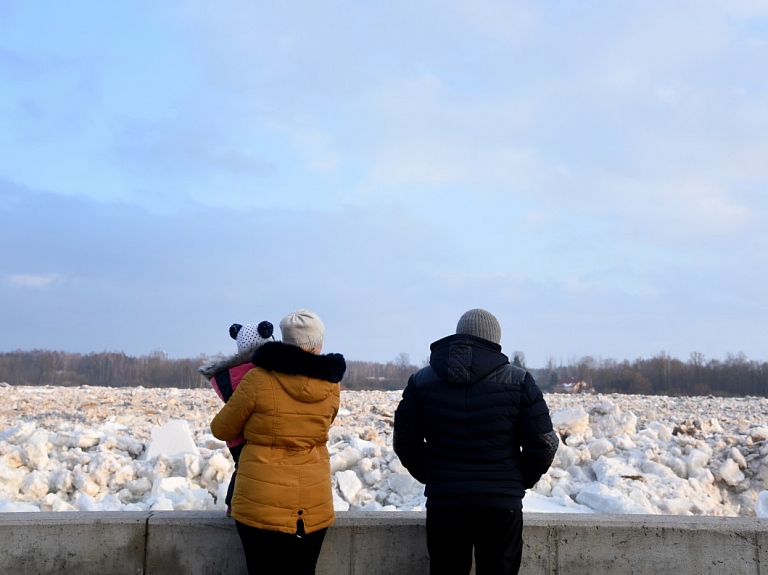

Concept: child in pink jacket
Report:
left=199, top=321, right=274, bottom=514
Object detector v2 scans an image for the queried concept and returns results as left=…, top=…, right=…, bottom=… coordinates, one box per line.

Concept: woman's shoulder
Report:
left=253, top=342, right=345, bottom=384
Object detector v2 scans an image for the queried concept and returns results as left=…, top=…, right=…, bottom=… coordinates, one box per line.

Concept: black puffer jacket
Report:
left=393, top=334, right=558, bottom=509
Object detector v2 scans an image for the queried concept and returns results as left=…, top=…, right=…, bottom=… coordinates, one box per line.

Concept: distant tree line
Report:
left=0, top=349, right=207, bottom=389
left=342, top=352, right=420, bottom=391
left=3, top=349, right=766, bottom=397
left=530, top=351, right=768, bottom=397
left=0, top=349, right=421, bottom=391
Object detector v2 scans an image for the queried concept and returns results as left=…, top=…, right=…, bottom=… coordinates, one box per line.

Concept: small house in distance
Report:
left=553, top=378, right=589, bottom=393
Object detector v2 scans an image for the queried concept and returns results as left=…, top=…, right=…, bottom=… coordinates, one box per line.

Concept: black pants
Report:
left=426, top=507, right=523, bottom=575
left=235, top=519, right=327, bottom=575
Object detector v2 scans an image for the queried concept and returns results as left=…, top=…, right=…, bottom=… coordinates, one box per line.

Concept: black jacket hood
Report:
left=429, top=333, right=509, bottom=385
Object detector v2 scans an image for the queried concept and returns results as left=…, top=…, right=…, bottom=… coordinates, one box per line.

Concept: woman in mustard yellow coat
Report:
left=211, top=309, right=345, bottom=575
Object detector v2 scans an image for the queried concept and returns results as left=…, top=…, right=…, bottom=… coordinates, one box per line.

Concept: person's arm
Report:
left=393, top=376, right=427, bottom=483
left=330, top=385, right=340, bottom=425
left=516, top=372, right=559, bottom=489
left=210, top=369, right=260, bottom=442
left=209, top=370, right=232, bottom=403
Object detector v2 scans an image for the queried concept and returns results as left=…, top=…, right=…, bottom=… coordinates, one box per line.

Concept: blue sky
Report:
left=1, top=0, right=767, bottom=367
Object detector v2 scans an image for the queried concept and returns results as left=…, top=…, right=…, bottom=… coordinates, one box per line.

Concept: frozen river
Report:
left=1, top=385, right=768, bottom=517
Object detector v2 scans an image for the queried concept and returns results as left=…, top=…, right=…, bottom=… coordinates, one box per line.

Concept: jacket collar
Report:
left=252, top=341, right=346, bottom=383
left=198, top=347, right=254, bottom=378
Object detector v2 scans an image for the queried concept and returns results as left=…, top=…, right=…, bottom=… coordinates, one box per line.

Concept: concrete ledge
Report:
left=524, top=514, right=767, bottom=575
left=0, top=511, right=146, bottom=575
left=0, top=511, right=766, bottom=574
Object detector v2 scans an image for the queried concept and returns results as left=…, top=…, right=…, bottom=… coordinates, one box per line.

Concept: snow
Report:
left=1, top=386, right=768, bottom=517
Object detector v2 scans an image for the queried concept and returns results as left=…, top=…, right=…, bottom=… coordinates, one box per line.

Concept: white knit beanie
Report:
left=456, top=308, right=501, bottom=344
left=280, top=309, right=325, bottom=351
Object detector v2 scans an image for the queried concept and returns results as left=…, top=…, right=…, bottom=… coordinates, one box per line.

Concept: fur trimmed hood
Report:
left=198, top=347, right=256, bottom=378
left=252, top=341, right=346, bottom=384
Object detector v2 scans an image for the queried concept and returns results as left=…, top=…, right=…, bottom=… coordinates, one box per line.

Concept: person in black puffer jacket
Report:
left=394, top=308, right=559, bottom=575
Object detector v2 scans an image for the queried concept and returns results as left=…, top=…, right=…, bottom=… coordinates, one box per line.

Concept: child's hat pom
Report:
left=257, top=321, right=274, bottom=339
left=229, top=324, right=243, bottom=340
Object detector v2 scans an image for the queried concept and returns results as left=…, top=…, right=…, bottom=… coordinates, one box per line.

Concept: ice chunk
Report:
left=0, top=461, right=25, bottom=494
left=588, top=438, right=614, bottom=460
left=111, top=464, right=136, bottom=489
left=72, top=465, right=100, bottom=497
left=648, top=422, right=672, bottom=442
left=151, top=476, right=190, bottom=499
left=42, top=493, right=76, bottom=512
left=332, top=488, right=350, bottom=511
left=336, top=470, right=363, bottom=504
left=363, top=468, right=382, bottom=486
left=611, top=434, right=636, bottom=451
left=126, top=477, right=152, bottom=496
left=552, top=444, right=579, bottom=469
left=114, top=436, right=145, bottom=457
left=150, top=495, right=175, bottom=511
left=718, top=459, right=745, bottom=486
left=592, top=457, right=641, bottom=483
left=99, top=494, right=123, bottom=511
left=523, top=491, right=593, bottom=514
left=551, top=408, right=589, bottom=437
left=200, top=434, right=226, bottom=450
left=590, top=402, right=637, bottom=437
left=23, top=429, right=50, bottom=471
left=663, top=498, right=692, bottom=515
left=0, top=422, right=36, bottom=445
left=0, top=500, right=40, bottom=512
left=388, top=473, right=421, bottom=497
left=205, top=452, right=233, bottom=485
left=145, top=420, right=199, bottom=460
left=756, top=491, right=768, bottom=519
left=730, top=447, right=747, bottom=469
left=1, top=448, right=26, bottom=469
left=215, top=481, right=228, bottom=509
left=330, top=447, right=363, bottom=473
left=182, top=454, right=204, bottom=479
left=52, top=469, right=74, bottom=493
left=640, top=460, right=678, bottom=479
left=388, top=458, right=407, bottom=474
left=51, top=428, right=101, bottom=449
left=661, top=455, right=687, bottom=478
left=20, top=470, right=50, bottom=499
left=75, top=493, right=101, bottom=512
left=350, top=437, right=379, bottom=457
left=575, top=483, right=652, bottom=514
left=689, top=468, right=715, bottom=485
left=686, top=448, right=710, bottom=473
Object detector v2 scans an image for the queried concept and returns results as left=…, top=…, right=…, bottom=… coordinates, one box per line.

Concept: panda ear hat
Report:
left=257, top=321, right=274, bottom=339
left=229, top=324, right=243, bottom=340
left=231, top=320, right=276, bottom=353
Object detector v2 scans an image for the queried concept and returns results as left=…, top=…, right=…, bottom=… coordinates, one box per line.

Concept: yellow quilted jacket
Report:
left=210, top=341, right=344, bottom=534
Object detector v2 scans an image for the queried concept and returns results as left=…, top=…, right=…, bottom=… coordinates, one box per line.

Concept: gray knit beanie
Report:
left=456, top=308, right=501, bottom=344
left=280, top=309, right=325, bottom=351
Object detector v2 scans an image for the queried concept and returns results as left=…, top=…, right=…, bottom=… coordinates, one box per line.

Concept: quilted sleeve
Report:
left=516, top=372, right=559, bottom=489
left=210, top=369, right=260, bottom=442
left=393, top=377, right=427, bottom=484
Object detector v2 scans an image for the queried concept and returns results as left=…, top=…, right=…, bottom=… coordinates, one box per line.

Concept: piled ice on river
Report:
left=1, top=386, right=768, bottom=517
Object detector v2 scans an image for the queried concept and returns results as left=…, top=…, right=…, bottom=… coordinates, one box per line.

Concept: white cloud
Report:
left=9, top=273, right=61, bottom=288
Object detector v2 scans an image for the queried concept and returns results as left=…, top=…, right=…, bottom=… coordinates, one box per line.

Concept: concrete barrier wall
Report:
left=1, top=511, right=766, bottom=575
